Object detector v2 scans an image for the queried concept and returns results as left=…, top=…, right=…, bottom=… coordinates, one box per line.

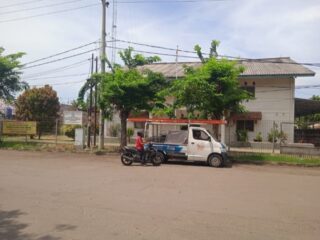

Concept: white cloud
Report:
left=1, top=0, right=319, bottom=102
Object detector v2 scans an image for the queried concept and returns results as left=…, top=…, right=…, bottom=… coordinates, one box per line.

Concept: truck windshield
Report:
left=192, top=129, right=210, bottom=141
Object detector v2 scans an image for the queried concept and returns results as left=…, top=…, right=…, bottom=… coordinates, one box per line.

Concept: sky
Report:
left=1, top=0, right=319, bottom=103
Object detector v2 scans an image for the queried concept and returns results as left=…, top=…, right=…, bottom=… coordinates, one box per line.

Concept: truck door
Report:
left=187, top=129, right=213, bottom=161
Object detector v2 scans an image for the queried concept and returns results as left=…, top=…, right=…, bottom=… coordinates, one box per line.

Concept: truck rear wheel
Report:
left=157, top=152, right=167, bottom=163
left=208, top=154, right=223, bottom=168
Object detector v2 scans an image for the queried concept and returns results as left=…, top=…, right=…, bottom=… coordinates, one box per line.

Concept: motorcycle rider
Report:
left=135, top=132, right=145, bottom=165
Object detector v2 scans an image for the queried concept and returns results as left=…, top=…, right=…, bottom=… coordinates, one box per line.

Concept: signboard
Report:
left=3, top=121, right=37, bottom=135
left=63, top=111, right=83, bottom=125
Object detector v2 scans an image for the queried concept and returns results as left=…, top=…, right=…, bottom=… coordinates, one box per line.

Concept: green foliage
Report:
left=77, top=76, right=100, bottom=111
left=194, top=40, right=220, bottom=63
left=311, top=95, right=320, bottom=101
left=15, top=85, right=60, bottom=139
left=166, top=57, right=250, bottom=119
left=99, top=67, right=166, bottom=146
left=100, top=68, right=165, bottom=114
left=109, top=124, right=120, bottom=137
left=236, top=129, right=248, bottom=142
left=127, top=127, right=134, bottom=137
left=152, top=103, right=176, bottom=118
left=295, top=95, right=320, bottom=128
left=267, top=124, right=287, bottom=144
left=254, top=132, right=263, bottom=142
left=0, top=47, right=28, bottom=101
left=63, top=125, right=81, bottom=140
left=119, top=47, right=161, bottom=69
left=268, top=128, right=278, bottom=143
left=232, top=153, right=320, bottom=166
left=127, top=128, right=134, bottom=143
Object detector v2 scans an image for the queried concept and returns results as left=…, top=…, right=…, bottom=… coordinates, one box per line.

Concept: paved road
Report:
left=1, top=150, right=320, bottom=240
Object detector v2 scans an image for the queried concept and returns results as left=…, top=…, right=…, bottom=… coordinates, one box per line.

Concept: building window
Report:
left=236, top=120, right=254, bottom=132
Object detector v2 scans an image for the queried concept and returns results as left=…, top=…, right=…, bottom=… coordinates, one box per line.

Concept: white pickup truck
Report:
left=149, top=126, right=228, bottom=167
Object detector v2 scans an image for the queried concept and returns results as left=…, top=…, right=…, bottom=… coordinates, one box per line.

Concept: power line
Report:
left=30, top=79, right=86, bottom=87
left=18, top=37, right=319, bottom=72
left=23, top=73, right=88, bottom=81
left=114, top=39, right=320, bottom=67
left=23, top=41, right=99, bottom=66
left=21, top=48, right=99, bottom=69
left=0, top=0, right=91, bottom=15
left=0, top=0, right=46, bottom=9
left=116, top=39, right=201, bottom=56
left=107, top=45, right=200, bottom=59
left=22, top=59, right=90, bottom=78
left=0, top=3, right=99, bottom=23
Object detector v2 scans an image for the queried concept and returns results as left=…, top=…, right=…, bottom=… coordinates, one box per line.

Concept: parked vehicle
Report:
left=151, top=126, right=228, bottom=167
left=121, top=143, right=162, bottom=166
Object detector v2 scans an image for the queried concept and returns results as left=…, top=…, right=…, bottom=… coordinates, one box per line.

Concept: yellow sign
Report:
left=3, top=121, right=37, bottom=135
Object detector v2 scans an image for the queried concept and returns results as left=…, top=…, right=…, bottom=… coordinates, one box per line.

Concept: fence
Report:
left=1, top=118, right=319, bottom=156
left=226, top=120, right=320, bottom=156
left=0, top=118, right=84, bottom=146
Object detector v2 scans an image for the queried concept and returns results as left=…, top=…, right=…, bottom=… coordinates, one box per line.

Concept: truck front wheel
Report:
left=208, top=154, right=223, bottom=168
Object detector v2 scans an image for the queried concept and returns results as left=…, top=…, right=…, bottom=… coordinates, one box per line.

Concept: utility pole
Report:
left=94, top=57, right=98, bottom=147
left=87, top=53, right=94, bottom=148
left=99, top=0, right=109, bottom=150
left=175, top=45, right=179, bottom=80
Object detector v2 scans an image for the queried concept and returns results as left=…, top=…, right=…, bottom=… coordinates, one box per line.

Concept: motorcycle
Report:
left=121, top=143, right=162, bottom=166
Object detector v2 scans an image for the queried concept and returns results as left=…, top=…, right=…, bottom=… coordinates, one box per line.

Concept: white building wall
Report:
left=104, top=112, right=136, bottom=137
left=226, top=77, right=295, bottom=144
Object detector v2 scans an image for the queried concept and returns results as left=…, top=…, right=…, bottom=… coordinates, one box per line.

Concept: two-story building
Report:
left=104, top=57, right=315, bottom=145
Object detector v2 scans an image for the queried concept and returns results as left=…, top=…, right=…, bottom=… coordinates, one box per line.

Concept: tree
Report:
left=77, top=47, right=162, bottom=147
left=0, top=47, right=28, bottom=101
left=15, top=85, right=60, bottom=139
left=119, top=47, right=161, bottom=69
left=311, top=95, right=320, bottom=101
left=296, top=95, right=320, bottom=128
left=98, top=68, right=166, bottom=147
left=166, top=41, right=251, bottom=120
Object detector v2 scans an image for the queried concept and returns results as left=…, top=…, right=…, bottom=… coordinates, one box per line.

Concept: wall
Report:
left=226, top=76, right=295, bottom=144
left=280, top=144, right=320, bottom=156
left=104, top=112, right=135, bottom=137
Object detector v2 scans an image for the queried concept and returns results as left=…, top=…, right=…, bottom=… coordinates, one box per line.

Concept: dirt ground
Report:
left=1, top=150, right=320, bottom=240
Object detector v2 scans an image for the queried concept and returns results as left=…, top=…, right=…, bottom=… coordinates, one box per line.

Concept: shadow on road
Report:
left=164, top=159, right=233, bottom=168
left=0, top=209, right=76, bottom=240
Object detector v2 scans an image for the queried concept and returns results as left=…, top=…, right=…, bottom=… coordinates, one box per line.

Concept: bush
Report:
left=236, top=130, right=248, bottom=142
left=63, top=125, right=81, bottom=140
left=267, top=124, right=287, bottom=144
left=268, top=129, right=278, bottom=143
left=278, top=131, right=288, bottom=144
left=127, top=128, right=134, bottom=143
left=254, top=132, right=262, bottom=142
left=109, top=124, right=120, bottom=137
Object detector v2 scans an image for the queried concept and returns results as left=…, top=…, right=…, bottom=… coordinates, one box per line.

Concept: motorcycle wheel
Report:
left=121, top=153, right=133, bottom=166
left=151, top=152, right=162, bottom=166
